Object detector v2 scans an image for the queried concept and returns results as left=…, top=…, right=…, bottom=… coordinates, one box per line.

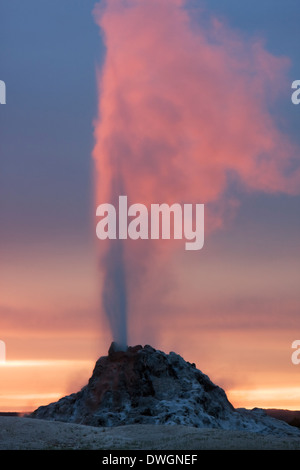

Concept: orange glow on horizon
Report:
left=0, top=359, right=95, bottom=413
left=228, top=387, right=300, bottom=411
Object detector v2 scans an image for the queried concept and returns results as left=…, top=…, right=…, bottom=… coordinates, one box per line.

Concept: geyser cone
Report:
left=30, top=343, right=300, bottom=437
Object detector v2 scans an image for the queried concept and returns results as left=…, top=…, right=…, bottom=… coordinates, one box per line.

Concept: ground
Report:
left=0, top=416, right=300, bottom=450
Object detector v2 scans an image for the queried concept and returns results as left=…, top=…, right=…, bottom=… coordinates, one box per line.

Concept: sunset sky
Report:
left=1, top=0, right=300, bottom=413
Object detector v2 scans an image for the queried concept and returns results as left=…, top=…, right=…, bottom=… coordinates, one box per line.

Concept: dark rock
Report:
left=29, top=344, right=300, bottom=436
left=108, top=341, right=127, bottom=355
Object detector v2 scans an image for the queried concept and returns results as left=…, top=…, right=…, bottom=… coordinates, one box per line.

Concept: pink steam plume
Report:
left=92, top=0, right=300, bottom=345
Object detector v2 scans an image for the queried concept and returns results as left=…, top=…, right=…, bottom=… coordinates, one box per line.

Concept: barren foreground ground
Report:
left=0, top=416, right=300, bottom=450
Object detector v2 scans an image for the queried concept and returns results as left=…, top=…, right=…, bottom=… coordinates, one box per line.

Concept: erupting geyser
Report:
left=92, top=0, right=300, bottom=346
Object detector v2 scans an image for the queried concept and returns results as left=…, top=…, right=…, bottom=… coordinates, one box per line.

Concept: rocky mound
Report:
left=30, top=343, right=300, bottom=437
